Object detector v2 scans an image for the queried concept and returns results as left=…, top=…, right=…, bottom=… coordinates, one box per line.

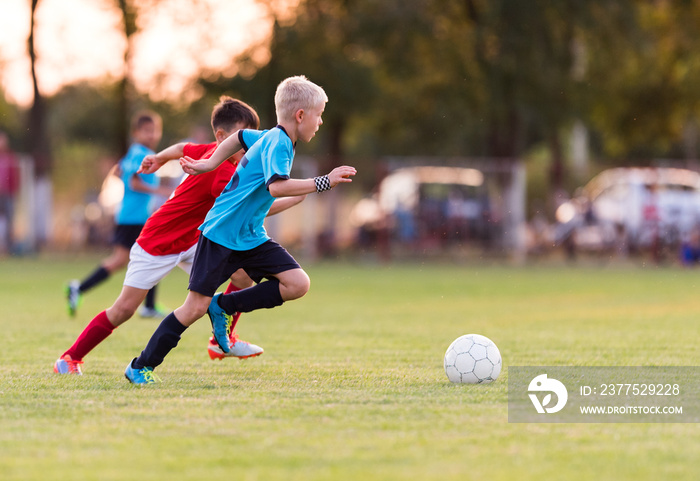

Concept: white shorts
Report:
left=123, top=242, right=197, bottom=290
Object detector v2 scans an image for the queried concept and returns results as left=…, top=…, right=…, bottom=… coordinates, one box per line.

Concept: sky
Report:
left=0, top=0, right=294, bottom=107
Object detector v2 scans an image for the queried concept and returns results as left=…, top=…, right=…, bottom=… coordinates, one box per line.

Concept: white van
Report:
left=555, top=167, right=700, bottom=251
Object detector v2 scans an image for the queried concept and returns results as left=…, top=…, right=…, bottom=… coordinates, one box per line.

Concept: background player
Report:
left=65, top=111, right=172, bottom=318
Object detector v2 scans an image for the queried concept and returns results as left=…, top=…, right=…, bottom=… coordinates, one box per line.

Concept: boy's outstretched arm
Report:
left=129, top=174, right=175, bottom=197
left=138, top=143, right=186, bottom=174
left=268, top=166, right=357, bottom=198
left=180, top=131, right=243, bottom=175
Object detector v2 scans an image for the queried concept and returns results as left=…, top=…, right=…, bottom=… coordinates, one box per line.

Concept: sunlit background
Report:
left=3, top=0, right=700, bottom=264
left=0, top=0, right=293, bottom=105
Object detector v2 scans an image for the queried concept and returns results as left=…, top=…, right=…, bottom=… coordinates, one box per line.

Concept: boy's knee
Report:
left=189, top=299, right=210, bottom=319
left=175, top=293, right=212, bottom=326
left=107, top=302, right=138, bottom=326
left=287, top=271, right=310, bottom=300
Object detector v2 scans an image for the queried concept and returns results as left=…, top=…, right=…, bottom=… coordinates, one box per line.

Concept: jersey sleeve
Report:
left=239, top=129, right=266, bottom=152
left=183, top=142, right=214, bottom=160
left=263, top=132, right=293, bottom=189
left=118, top=145, right=142, bottom=182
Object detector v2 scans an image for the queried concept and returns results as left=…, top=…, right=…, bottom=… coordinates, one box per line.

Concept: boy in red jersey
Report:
left=54, top=97, right=304, bottom=375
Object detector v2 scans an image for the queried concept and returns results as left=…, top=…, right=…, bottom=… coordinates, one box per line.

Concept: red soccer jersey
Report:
left=136, top=142, right=238, bottom=256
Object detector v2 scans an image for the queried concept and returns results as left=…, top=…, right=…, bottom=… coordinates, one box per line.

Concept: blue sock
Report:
left=133, top=312, right=187, bottom=369
left=217, top=278, right=284, bottom=314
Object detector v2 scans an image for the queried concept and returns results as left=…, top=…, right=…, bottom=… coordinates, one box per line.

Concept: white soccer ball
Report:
left=444, top=334, right=502, bottom=384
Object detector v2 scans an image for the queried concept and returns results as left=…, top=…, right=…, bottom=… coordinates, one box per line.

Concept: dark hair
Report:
left=131, top=110, right=162, bottom=132
left=211, top=96, right=260, bottom=132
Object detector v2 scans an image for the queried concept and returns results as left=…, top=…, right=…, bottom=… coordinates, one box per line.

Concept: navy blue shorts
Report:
left=188, top=236, right=301, bottom=297
left=113, top=224, right=144, bottom=249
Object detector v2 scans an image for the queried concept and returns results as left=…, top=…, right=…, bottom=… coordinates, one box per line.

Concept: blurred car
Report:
left=350, top=166, right=494, bottom=246
left=555, top=167, right=700, bottom=252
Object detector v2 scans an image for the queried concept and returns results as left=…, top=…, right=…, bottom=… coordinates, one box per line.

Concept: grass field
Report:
left=1, top=255, right=698, bottom=480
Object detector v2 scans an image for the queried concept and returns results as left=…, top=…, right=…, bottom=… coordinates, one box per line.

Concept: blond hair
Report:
left=274, top=76, right=328, bottom=122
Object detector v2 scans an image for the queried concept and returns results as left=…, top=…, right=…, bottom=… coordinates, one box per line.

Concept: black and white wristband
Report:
left=314, top=175, right=332, bottom=193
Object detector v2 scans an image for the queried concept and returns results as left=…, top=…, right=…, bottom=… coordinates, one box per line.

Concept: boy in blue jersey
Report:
left=125, top=76, right=356, bottom=384
left=66, top=111, right=172, bottom=318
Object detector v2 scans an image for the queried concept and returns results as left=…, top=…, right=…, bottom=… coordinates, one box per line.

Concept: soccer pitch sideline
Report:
left=0, top=255, right=698, bottom=481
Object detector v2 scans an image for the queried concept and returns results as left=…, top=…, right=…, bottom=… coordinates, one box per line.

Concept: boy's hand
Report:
left=180, top=156, right=211, bottom=175
left=138, top=154, right=160, bottom=174
left=328, top=166, right=357, bottom=188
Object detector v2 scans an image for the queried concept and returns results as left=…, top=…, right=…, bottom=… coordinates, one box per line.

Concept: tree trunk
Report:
left=27, top=0, right=51, bottom=178
left=25, top=0, right=53, bottom=249
left=318, top=118, right=345, bottom=257
left=116, top=0, right=137, bottom=155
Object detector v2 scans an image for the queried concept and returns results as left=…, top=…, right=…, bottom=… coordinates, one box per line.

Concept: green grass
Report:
left=1, top=255, right=699, bottom=480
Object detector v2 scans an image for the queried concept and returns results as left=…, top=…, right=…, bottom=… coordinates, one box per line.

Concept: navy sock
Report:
left=217, top=278, right=284, bottom=314
left=80, top=266, right=110, bottom=292
left=133, top=312, right=188, bottom=369
left=145, top=285, right=157, bottom=309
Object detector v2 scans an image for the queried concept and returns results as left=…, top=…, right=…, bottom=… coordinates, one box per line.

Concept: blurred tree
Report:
left=0, top=84, right=22, bottom=141
left=48, top=83, right=120, bottom=146
left=113, top=0, right=221, bottom=153
left=47, top=81, right=205, bottom=158
left=27, top=0, right=51, bottom=178
left=202, top=0, right=586, bottom=214
left=352, top=1, right=485, bottom=156
left=19, top=0, right=700, bottom=225
left=404, top=1, right=631, bottom=200
left=115, top=0, right=138, bottom=155
left=23, top=0, right=54, bottom=248
left=203, top=0, right=376, bottom=173
left=583, top=0, right=700, bottom=162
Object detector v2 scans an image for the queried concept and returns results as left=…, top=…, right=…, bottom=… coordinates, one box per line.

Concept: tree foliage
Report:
left=584, top=1, right=700, bottom=160
left=203, top=1, right=675, bottom=160
left=13, top=0, right=700, bottom=190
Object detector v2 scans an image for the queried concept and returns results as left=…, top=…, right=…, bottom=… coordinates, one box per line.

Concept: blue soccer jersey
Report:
left=116, top=143, right=160, bottom=225
left=199, top=126, right=294, bottom=251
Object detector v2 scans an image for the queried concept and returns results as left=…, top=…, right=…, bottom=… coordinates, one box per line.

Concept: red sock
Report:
left=224, top=281, right=240, bottom=295
left=63, top=310, right=115, bottom=361
left=230, top=311, right=242, bottom=332
left=223, top=282, right=243, bottom=332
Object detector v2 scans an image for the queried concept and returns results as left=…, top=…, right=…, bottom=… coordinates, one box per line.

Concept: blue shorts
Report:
left=113, top=224, right=144, bottom=249
left=188, top=235, right=301, bottom=297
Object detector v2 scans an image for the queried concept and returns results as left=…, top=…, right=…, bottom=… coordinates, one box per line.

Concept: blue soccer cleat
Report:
left=207, top=293, right=233, bottom=354
left=124, top=358, right=161, bottom=384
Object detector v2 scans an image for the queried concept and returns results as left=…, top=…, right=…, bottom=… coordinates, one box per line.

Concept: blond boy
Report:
left=125, top=76, right=356, bottom=384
